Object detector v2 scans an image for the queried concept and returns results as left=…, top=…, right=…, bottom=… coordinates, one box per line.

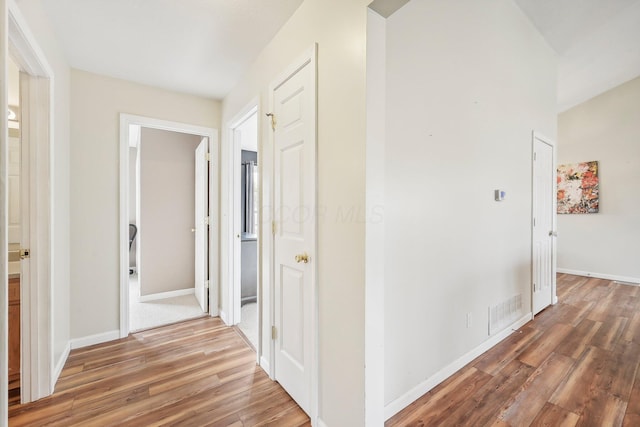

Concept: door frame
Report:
left=227, top=102, right=258, bottom=325
left=1, top=0, right=56, bottom=412
left=222, top=100, right=261, bottom=367
left=268, top=45, right=319, bottom=423
left=1, top=2, right=9, bottom=418
left=531, top=130, right=558, bottom=316
left=118, top=114, right=218, bottom=338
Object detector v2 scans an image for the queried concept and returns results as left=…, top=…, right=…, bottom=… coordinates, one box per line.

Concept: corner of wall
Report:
left=52, top=342, right=71, bottom=389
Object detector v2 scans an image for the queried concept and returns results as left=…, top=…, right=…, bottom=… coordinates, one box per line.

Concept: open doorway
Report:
left=127, top=127, right=210, bottom=331
left=232, top=109, right=259, bottom=348
left=119, top=115, right=218, bottom=338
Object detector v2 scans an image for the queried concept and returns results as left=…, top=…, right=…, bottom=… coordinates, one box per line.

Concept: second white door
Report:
left=532, top=135, right=555, bottom=315
left=194, top=137, right=209, bottom=313
left=272, top=51, right=316, bottom=416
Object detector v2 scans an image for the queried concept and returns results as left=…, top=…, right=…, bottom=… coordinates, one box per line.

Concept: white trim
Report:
left=224, top=101, right=259, bottom=327
left=219, top=309, right=229, bottom=325
left=70, top=330, right=121, bottom=350
left=138, top=288, right=195, bottom=302
left=7, top=0, right=53, bottom=78
left=532, top=131, right=556, bottom=147
left=259, top=355, right=270, bottom=374
left=119, top=114, right=218, bottom=338
left=231, top=131, right=241, bottom=324
left=51, top=342, right=70, bottom=386
left=207, top=134, right=220, bottom=319
left=1, top=1, right=9, bottom=420
left=557, top=268, right=640, bottom=284
left=316, top=418, right=329, bottom=427
left=268, top=44, right=318, bottom=423
left=384, top=313, right=532, bottom=420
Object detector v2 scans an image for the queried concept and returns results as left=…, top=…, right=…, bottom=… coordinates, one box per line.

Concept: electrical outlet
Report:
left=466, top=313, right=472, bottom=328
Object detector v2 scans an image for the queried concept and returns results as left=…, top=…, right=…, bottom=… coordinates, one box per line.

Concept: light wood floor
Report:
left=388, top=274, right=640, bottom=426
left=8, top=317, right=310, bottom=426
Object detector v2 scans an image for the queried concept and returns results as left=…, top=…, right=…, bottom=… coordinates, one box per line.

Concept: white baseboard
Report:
left=70, top=330, right=121, bottom=350
left=384, top=312, right=532, bottom=420
left=52, top=342, right=71, bottom=389
left=260, top=355, right=270, bottom=375
left=138, top=288, right=194, bottom=302
left=316, top=417, right=328, bottom=427
left=220, top=309, right=229, bottom=325
left=557, top=268, right=640, bottom=284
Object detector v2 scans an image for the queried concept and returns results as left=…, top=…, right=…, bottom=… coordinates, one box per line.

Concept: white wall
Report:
left=139, top=128, right=201, bottom=296
left=222, top=0, right=369, bottom=424
left=364, top=9, right=387, bottom=424
left=381, top=0, right=557, bottom=413
left=70, top=69, right=220, bottom=340
left=557, top=76, right=640, bottom=282
left=16, top=0, right=72, bottom=381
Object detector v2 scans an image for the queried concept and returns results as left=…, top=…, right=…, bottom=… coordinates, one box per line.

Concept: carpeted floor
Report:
left=129, top=275, right=205, bottom=331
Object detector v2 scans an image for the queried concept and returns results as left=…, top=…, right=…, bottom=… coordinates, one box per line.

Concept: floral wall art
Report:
left=557, top=161, right=599, bottom=214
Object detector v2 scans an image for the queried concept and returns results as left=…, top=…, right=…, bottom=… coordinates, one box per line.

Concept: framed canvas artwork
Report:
left=557, top=161, right=599, bottom=214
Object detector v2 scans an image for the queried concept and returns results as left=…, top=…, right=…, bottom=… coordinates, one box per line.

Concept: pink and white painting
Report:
left=557, top=161, right=599, bottom=214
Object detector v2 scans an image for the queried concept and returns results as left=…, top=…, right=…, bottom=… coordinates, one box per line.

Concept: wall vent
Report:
left=488, top=294, right=522, bottom=335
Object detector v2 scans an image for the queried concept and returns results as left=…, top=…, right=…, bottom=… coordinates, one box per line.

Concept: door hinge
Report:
left=205, top=152, right=211, bottom=162
left=533, top=152, right=537, bottom=161
left=20, top=249, right=30, bottom=259
left=272, top=220, right=276, bottom=235
left=204, top=280, right=209, bottom=289
left=266, top=113, right=276, bottom=131
left=533, top=217, right=536, bottom=227
left=272, top=326, right=277, bottom=340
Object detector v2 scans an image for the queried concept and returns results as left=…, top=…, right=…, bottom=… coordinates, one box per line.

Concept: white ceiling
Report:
left=25, top=0, right=640, bottom=109
left=35, top=0, right=303, bottom=100
left=514, top=0, right=640, bottom=111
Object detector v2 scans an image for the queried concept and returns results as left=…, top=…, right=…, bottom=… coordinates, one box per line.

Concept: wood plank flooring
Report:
left=8, top=317, right=310, bottom=426
left=387, top=274, right=640, bottom=427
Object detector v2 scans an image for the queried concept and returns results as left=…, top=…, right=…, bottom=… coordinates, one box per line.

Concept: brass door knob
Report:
left=295, top=253, right=309, bottom=264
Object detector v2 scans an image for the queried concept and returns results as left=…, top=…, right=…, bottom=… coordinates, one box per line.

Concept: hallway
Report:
left=8, top=317, right=309, bottom=426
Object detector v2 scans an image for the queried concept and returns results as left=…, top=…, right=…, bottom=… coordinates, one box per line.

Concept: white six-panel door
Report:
left=272, top=53, right=316, bottom=416
left=194, top=137, right=209, bottom=313
left=532, top=136, right=555, bottom=315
